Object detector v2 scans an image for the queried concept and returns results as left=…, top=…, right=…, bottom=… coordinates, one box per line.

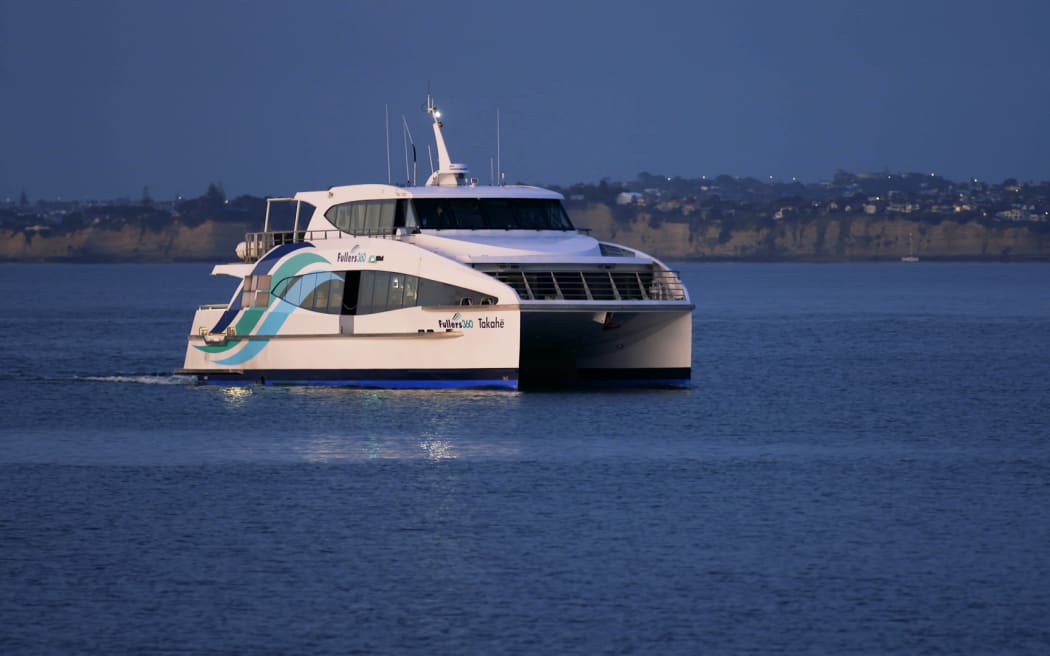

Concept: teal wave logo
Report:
left=195, top=251, right=329, bottom=364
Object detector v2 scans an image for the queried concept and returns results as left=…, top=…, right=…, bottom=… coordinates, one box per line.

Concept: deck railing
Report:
left=240, top=228, right=407, bottom=262
left=483, top=268, right=687, bottom=302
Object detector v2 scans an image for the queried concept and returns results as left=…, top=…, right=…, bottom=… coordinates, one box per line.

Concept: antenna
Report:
left=401, top=115, right=417, bottom=186
left=490, top=158, right=494, bottom=186
left=402, top=117, right=409, bottom=184
left=497, top=107, right=502, bottom=187
left=385, top=104, right=391, bottom=185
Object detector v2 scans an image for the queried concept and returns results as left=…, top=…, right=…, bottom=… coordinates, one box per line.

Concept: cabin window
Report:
left=271, top=271, right=344, bottom=314
left=302, top=275, right=344, bottom=312
left=411, top=198, right=574, bottom=230
left=241, top=274, right=271, bottom=307
left=387, top=273, right=407, bottom=309
left=273, top=270, right=496, bottom=315
left=417, top=277, right=493, bottom=307
left=402, top=274, right=419, bottom=306
left=324, top=199, right=405, bottom=235
left=368, top=271, right=391, bottom=315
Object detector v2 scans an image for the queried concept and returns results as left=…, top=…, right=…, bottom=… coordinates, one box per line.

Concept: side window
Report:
left=325, top=200, right=399, bottom=235
left=369, top=271, right=391, bottom=313
left=242, top=274, right=271, bottom=307
left=273, top=272, right=344, bottom=314
left=388, top=273, right=407, bottom=309
left=301, top=274, right=343, bottom=312
left=274, top=270, right=496, bottom=315
left=403, top=274, right=418, bottom=306
left=410, top=198, right=574, bottom=230
left=417, top=278, right=497, bottom=307
left=356, top=270, right=375, bottom=315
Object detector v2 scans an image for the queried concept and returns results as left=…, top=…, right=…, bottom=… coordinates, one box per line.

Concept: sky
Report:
left=2, top=0, right=1049, bottom=201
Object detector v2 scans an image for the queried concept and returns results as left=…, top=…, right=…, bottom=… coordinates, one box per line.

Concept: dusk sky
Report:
left=3, top=0, right=1049, bottom=201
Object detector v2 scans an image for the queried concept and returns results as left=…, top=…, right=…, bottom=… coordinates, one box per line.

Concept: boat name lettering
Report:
left=438, top=317, right=472, bottom=329
left=437, top=315, right=505, bottom=330
left=337, top=251, right=368, bottom=263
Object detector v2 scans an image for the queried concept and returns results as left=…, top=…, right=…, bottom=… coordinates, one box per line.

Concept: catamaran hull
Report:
left=518, top=307, right=693, bottom=387
left=180, top=305, right=523, bottom=389
left=179, top=306, right=691, bottom=390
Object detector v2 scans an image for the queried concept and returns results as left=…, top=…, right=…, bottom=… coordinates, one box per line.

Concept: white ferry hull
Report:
left=180, top=303, right=691, bottom=389
left=182, top=328, right=520, bottom=389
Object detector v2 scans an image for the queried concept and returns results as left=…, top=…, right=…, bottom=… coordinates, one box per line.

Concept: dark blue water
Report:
left=2, top=263, right=1048, bottom=654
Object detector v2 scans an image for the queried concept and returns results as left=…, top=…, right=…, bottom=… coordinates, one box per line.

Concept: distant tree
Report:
left=635, top=172, right=666, bottom=189
left=832, top=170, right=856, bottom=186
left=205, top=182, right=225, bottom=202
left=593, top=178, right=628, bottom=205
left=201, top=182, right=227, bottom=215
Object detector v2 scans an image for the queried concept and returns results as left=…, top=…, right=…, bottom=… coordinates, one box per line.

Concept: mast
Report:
left=424, top=95, right=469, bottom=186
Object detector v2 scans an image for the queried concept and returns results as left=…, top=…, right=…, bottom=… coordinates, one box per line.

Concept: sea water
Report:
left=1, top=263, right=1048, bottom=654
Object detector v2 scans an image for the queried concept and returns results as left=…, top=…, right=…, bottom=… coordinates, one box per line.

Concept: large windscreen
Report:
left=412, top=198, right=575, bottom=230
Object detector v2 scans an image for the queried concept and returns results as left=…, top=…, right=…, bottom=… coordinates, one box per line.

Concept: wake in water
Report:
left=74, top=373, right=197, bottom=385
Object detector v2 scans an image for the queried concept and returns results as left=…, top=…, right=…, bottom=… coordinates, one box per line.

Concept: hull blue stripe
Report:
left=187, top=368, right=519, bottom=390
left=200, top=379, right=518, bottom=390
left=181, top=367, right=690, bottom=390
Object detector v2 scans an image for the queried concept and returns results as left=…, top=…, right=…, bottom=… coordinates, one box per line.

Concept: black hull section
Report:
left=518, top=365, right=692, bottom=390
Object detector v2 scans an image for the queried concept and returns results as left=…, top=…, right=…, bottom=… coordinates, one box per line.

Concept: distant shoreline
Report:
left=2, top=202, right=1047, bottom=263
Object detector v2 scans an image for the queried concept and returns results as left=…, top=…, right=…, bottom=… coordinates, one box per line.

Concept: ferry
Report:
left=177, top=98, right=693, bottom=389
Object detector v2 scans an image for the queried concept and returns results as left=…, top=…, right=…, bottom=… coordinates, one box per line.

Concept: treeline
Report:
left=7, top=170, right=1050, bottom=238
left=552, top=171, right=1050, bottom=234
left=0, top=183, right=270, bottom=235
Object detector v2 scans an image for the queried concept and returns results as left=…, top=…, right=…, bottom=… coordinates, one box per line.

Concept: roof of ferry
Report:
left=294, top=183, right=563, bottom=207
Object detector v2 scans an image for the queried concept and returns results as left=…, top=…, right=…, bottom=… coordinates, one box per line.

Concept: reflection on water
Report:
left=419, top=437, right=456, bottom=460
left=298, top=433, right=510, bottom=462
left=281, top=386, right=525, bottom=462
left=220, top=385, right=254, bottom=407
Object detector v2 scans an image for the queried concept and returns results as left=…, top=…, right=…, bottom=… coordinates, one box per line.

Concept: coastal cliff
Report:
left=1, top=205, right=1047, bottom=262
left=0, top=220, right=251, bottom=262
left=571, top=203, right=1050, bottom=260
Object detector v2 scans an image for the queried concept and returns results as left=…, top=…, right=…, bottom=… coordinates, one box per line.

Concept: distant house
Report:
left=995, top=208, right=1042, bottom=222
left=615, top=192, right=643, bottom=206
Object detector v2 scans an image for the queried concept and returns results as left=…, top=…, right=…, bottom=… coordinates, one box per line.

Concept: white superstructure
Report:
left=178, top=98, right=693, bottom=389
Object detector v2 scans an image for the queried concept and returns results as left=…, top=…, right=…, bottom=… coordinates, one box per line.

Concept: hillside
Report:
left=571, top=204, right=1049, bottom=261
left=3, top=173, right=1049, bottom=261
left=3, top=207, right=1045, bottom=262
left=0, top=220, right=251, bottom=262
